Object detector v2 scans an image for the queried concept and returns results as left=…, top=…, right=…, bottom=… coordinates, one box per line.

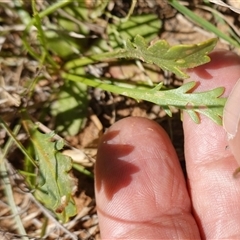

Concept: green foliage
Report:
left=168, top=0, right=240, bottom=48
left=64, top=36, right=217, bottom=76
left=51, top=81, right=88, bottom=136
left=2, top=1, right=240, bottom=237
left=63, top=73, right=226, bottom=125
left=20, top=0, right=225, bottom=126
left=116, top=35, right=217, bottom=78
left=103, top=14, right=161, bottom=51
left=115, top=14, right=160, bottom=41
left=23, top=118, right=77, bottom=223
left=63, top=36, right=224, bottom=124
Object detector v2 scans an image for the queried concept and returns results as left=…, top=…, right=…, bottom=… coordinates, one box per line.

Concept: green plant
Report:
left=0, top=0, right=239, bottom=238
left=22, top=114, right=77, bottom=223
left=62, top=35, right=226, bottom=125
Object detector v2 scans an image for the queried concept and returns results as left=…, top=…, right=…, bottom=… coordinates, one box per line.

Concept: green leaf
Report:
left=87, top=14, right=160, bottom=54
left=118, top=14, right=161, bottom=41
left=23, top=118, right=77, bottom=222
left=62, top=73, right=226, bottom=125
left=166, top=82, right=226, bottom=124
left=64, top=36, right=217, bottom=77
left=51, top=81, right=88, bottom=136
left=117, top=35, right=217, bottom=78
left=107, top=14, right=161, bottom=49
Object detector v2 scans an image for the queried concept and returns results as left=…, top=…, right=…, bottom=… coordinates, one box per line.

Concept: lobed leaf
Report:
left=23, top=118, right=77, bottom=222
left=63, top=73, right=226, bottom=125
left=138, top=81, right=226, bottom=124
left=117, top=35, right=218, bottom=78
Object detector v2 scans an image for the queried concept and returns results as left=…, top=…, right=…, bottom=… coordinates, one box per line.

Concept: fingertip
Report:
left=184, top=50, right=240, bottom=137
left=183, top=49, right=240, bottom=238
left=95, top=117, right=198, bottom=239
left=183, top=49, right=240, bottom=165
left=95, top=117, right=180, bottom=203
left=186, top=49, right=240, bottom=95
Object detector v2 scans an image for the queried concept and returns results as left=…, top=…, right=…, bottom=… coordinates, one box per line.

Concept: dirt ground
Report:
left=0, top=0, right=239, bottom=239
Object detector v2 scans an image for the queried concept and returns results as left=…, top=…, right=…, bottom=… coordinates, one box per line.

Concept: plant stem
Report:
left=0, top=124, right=29, bottom=240
left=0, top=117, right=37, bottom=167
left=64, top=51, right=121, bottom=70
left=168, top=0, right=240, bottom=48
left=73, top=163, right=94, bottom=179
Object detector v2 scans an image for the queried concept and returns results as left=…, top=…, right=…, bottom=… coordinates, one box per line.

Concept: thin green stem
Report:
left=168, top=0, right=240, bottom=48
left=23, top=0, right=72, bottom=65
left=72, top=163, right=94, bottom=179
left=60, top=72, right=176, bottom=107
left=121, top=0, right=137, bottom=22
left=104, top=0, right=137, bottom=22
left=0, top=117, right=37, bottom=168
left=30, top=0, right=58, bottom=68
left=0, top=124, right=29, bottom=240
left=64, top=51, right=121, bottom=70
left=35, top=0, right=72, bottom=21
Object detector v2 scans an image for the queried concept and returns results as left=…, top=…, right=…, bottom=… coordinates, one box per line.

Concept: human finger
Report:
left=183, top=49, right=240, bottom=239
left=95, top=117, right=200, bottom=239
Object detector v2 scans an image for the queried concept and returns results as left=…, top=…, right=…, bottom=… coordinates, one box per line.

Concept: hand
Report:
left=95, top=50, right=240, bottom=239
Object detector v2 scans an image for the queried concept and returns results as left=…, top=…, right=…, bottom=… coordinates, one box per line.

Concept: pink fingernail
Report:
left=223, top=78, right=240, bottom=165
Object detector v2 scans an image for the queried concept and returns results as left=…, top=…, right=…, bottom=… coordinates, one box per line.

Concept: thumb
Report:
left=223, top=78, right=240, bottom=166
left=183, top=49, right=240, bottom=239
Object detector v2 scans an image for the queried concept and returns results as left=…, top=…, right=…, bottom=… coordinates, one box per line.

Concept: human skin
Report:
left=95, top=50, right=240, bottom=239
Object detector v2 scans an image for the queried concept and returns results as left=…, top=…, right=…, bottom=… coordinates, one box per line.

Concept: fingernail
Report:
left=223, top=78, right=240, bottom=165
